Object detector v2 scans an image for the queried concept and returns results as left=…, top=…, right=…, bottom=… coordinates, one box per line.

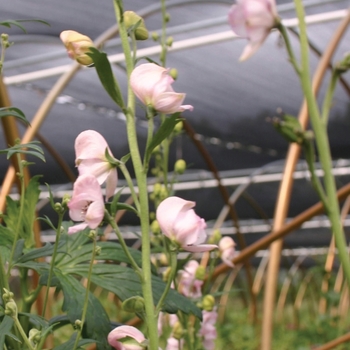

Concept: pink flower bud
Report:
left=68, top=174, right=104, bottom=234
left=108, top=325, right=146, bottom=350
left=130, top=63, right=193, bottom=114
left=156, top=196, right=217, bottom=252
left=179, top=260, right=203, bottom=298
left=218, top=236, right=236, bottom=267
left=60, top=30, right=95, bottom=66
left=228, top=0, right=279, bottom=61
left=75, top=130, right=118, bottom=200
left=198, top=309, right=218, bottom=350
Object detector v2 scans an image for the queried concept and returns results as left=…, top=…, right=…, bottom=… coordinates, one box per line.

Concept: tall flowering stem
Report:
left=113, top=1, right=159, bottom=348
left=291, top=0, right=350, bottom=287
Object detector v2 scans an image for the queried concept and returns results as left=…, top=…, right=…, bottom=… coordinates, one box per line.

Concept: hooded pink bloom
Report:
left=130, top=63, right=193, bottom=114
left=68, top=174, right=105, bottom=234
left=75, top=130, right=118, bottom=200
left=198, top=309, right=218, bottom=350
left=60, top=30, right=95, bottom=66
left=228, top=0, right=279, bottom=61
left=219, top=236, right=236, bottom=267
left=166, top=337, right=183, bottom=350
left=156, top=196, right=217, bottom=252
left=108, top=326, right=146, bottom=350
left=179, top=260, right=203, bottom=298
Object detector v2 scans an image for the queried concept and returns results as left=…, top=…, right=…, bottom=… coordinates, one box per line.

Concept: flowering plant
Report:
left=0, top=0, right=349, bottom=349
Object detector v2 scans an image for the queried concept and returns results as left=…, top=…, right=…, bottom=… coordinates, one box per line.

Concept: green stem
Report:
left=7, top=154, right=26, bottom=278
left=155, top=250, right=177, bottom=315
left=303, top=141, right=329, bottom=209
left=277, top=22, right=301, bottom=76
left=294, top=0, right=350, bottom=287
left=160, top=0, right=168, bottom=67
left=42, top=212, right=64, bottom=317
left=13, top=317, right=35, bottom=350
left=72, top=234, right=98, bottom=350
left=113, top=2, right=159, bottom=348
left=118, top=163, right=141, bottom=213
left=105, top=210, right=142, bottom=274
left=321, top=69, right=340, bottom=125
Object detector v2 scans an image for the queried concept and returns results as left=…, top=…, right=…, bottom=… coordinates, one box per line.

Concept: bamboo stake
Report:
left=260, top=11, right=350, bottom=349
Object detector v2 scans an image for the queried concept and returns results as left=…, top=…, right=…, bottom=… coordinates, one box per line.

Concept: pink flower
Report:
left=68, top=174, right=105, bottom=234
left=166, top=337, right=183, bottom=350
left=108, top=326, right=146, bottom=350
left=218, top=236, right=236, bottom=267
left=75, top=130, right=118, bottom=200
left=199, top=309, right=218, bottom=350
left=60, top=30, right=95, bottom=66
left=179, top=260, right=203, bottom=298
left=228, top=0, right=279, bottom=61
left=156, top=196, right=217, bottom=252
left=130, top=63, right=193, bottom=114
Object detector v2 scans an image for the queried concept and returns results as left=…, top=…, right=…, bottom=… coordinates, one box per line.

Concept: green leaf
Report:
left=56, top=232, right=149, bottom=272
left=0, top=107, right=29, bottom=125
left=55, top=272, right=111, bottom=350
left=71, top=264, right=202, bottom=319
left=3, top=142, right=45, bottom=162
left=0, top=19, right=50, bottom=32
left=22, top=175, right=42, bottom=246
left=144, top=114, right=180, bottom=165
left=15, top=240, right=66, bottom=264
left=18, top=312, right=49, bottom=329
left=0, top=316, right=20, bottom=346
left=87, top=48, right=124, bottom=108
left=105, top=201, right=138, bottom=218
left=54, top=333, right=96, bottom=350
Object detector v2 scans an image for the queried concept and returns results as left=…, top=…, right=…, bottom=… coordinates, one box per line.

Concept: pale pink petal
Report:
left=108, top=326, right=145, bottom=350
left=130, top=63, right=193, bottom=114
left=228, top=0, right=278, bottom=61
left=105, top=169, right=118, bottom=200
left=68, top=222, right=88, bottom=234
left=184, top=244, right=218, bottom=253
left=75, top=130, right=109, bottom=160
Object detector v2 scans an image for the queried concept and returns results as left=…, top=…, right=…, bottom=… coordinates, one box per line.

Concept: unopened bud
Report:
left=60, top=30, right=95, bottom=66
left=172, top=321, right=183, bottom=340
left=124, top=11, right=149, bottom=40
left=165, top=13, right=171, bottom=23
left=169, top=68, right=178, bottom=80
left=208, top=229, right=222, bottom=245
left=151, top=32, right=159, bottom=41
left=88, top=230, right=97, bottom=240
left=202, top=294, right=215, bottom=311
left=195, top=266, right=206, bottom=281
left=5, top=301, right=17, bottom=317
left=166, top=36, right=173, bottom=47
left=174, top=159, right=186, bottom=174
left=122, top=296, right=145, bottom=313
left=159, top=253, right=168, bottom=266
left=163, top=266, right=171, bottom=282
left=174, top=120, right=183, bottom=133
left=151, top=220, right=160, bottom=235
left=94, top=246, right=102, bottom=256
left=29, top=329, right=41, bottom=345
left=74, top=320, right=82, bottom=329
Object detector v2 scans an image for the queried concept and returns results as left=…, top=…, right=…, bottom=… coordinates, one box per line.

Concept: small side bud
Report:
left=5, top=301, right=17, bottom=318
left=335, top=52, right=350, bottom=73
left=169, top=68, right=178, bottom=80
left=172, top=321, right=183, bottom=340
left=165, top=13, right=171, bottom=23
left=151, top=32, right=159, bottom=41
left=166, top=36, right=174, bottom=47
left=29, top=328, right=41, bottom=345
left=174, top=159, right=186, bottom=174
left=173, top=120, right=183, bottom=133
left=122, top=296, right=145, bottom=313
left=208, top=229, right=222, bottom=245
left=124, top=11, right=149, bottom=40
left=195, top=265, right=206, bottom=281
left=60, top=30, right=95, bottom=66
left=202, top=294, right=215, bottom=311
left=151, top=220, right=160, bottom=235
left=74, top=320, right=82, bottom=330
